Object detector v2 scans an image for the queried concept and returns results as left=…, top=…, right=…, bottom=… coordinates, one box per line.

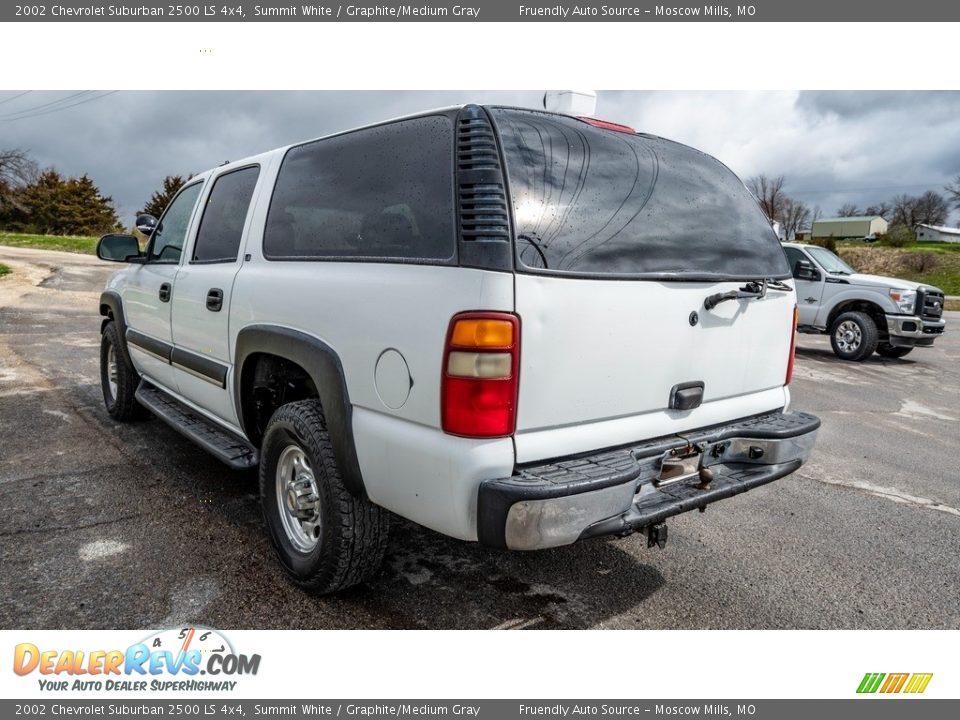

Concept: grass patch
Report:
left=837, top=239, right=960, bottom=254
left=0, top=232, right=98, bottom=254
left=837, top=245, right=960, bottom=295
left=0, top=263, right=10, bottom=278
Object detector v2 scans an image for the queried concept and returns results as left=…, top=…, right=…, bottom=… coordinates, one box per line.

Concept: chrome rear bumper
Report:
left=477, top=410, right=820, bottom=550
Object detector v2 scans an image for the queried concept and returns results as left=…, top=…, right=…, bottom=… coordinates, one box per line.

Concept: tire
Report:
left=829, top=311, right=879, bottom=361
left=100, top=321, right=144, bottom=421
left=876, top=343, right=913, bottom=359
left=259, top=399, right=389, bottom=595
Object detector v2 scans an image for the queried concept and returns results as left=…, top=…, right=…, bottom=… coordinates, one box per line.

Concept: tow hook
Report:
left=646, top=523, right=668, bottom=549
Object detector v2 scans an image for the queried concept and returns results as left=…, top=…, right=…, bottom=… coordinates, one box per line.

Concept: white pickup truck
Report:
left=781, top=242, right=946, bottom=360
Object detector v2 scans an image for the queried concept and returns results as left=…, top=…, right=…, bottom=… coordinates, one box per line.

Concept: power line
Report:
left=0, top=91, right=118, bottom=122
left=0, top=90, right=93, bottom=120
left=0, top=90, right=31, bottom=107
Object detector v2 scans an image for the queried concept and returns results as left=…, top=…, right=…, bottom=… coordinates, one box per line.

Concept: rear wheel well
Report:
left=240, top=353, right=318, bottom=447
left=826, top=301, right=887, bottom=339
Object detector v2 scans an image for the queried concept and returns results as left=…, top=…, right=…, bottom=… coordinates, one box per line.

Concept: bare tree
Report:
left=891, top=194, right=917, bottom=227
left=0, top=149, right=38, bottom=224
left=778, top=198, right=811, bottom=241
left=746, top=174, right=786, bottom=224
left=836, top=203, right=862, bottom=217
left=913, top=190, right=949, bottom=226
left=946, top=175, right=960, bottom=214
left=864, top=201, right=892, bottom=221
left=891, top=191, right=949, bottom=228
left=810, top=205, right=822, bottom=224
left=0, top=148, right=38, bottom=186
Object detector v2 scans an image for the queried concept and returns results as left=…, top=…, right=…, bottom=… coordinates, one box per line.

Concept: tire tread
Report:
left=260, top=399, right=388, bottom=595
left=100, top=321, right=144, bottom=421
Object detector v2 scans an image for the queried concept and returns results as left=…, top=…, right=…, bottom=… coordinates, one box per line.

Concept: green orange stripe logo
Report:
left=857, top=672, right=932, bottom=694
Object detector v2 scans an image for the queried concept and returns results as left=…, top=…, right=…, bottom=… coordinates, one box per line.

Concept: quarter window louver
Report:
left=456, top=111, right=510, bottom=243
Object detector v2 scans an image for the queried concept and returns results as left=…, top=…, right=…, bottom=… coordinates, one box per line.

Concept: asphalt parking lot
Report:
left=1, top=245, right=958, bottom=630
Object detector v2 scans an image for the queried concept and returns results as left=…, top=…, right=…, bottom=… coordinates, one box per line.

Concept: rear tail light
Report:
left=785, top=305, right=799, bottom=385
left=441, top=312, right=520, bottom=438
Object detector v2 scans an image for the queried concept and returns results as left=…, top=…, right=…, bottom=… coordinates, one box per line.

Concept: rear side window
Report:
left=193, top=165, right=260, bottom=263
left=491, top=108, right=790, bottom=280
left=263, top=116, right=455, bottom=262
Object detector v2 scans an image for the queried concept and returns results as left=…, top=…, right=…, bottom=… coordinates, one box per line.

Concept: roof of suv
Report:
left=215, top=105, right=654, bottom=175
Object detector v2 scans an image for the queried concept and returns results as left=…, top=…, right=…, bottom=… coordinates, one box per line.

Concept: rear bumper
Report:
left=477, top=410, right=820, bottom=550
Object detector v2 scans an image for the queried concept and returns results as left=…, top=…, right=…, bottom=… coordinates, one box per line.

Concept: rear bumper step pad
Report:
left=477, top=410, right=820, bottom=550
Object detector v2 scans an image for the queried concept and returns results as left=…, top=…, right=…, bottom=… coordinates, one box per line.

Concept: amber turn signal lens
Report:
left=450, top=318, right=514, bottom=348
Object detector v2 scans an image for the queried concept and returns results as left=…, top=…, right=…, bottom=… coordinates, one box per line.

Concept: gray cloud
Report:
left=1, top=90, right=958, bottom=225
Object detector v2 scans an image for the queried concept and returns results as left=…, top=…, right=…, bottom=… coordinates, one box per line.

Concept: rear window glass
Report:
left=491, top=108, right=790, bottom=279
left=263, top=116, right=455, bottom=262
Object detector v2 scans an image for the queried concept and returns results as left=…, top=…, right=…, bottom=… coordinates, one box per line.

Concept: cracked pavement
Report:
left=1, top=245, right=958, bottom=629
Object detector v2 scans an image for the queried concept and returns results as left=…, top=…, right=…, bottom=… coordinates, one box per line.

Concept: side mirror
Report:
left=794, top=260, right=820, bottom=282
left=135, top=213, right=158, bottom=237
left=97, top=234, right=143, bottom=263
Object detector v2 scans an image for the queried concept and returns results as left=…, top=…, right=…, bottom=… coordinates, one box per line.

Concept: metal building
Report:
left=812, top=216, right=889, bottom=240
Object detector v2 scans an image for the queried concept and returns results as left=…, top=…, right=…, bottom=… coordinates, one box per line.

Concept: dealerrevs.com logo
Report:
left=13, top=628, right=260, bottom=692
left=857, top=672, right=933, bottom=694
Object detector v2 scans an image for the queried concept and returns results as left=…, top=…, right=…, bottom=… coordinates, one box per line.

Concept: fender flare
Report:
left=821, top=290, right=894, bottom=328
left=234, top=325, right=366, bottom=498
left=99, top=291, right=133, bottom=366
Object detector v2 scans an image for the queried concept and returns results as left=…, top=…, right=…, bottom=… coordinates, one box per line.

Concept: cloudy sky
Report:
left=1, top=90, right=958, bottom=225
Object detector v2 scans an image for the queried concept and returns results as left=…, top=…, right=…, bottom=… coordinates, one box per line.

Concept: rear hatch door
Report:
left=490, top=108, right=795, bottom=463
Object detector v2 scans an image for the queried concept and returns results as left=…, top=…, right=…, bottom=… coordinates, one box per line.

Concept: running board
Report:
left=135, top=381, right=259, bottom=470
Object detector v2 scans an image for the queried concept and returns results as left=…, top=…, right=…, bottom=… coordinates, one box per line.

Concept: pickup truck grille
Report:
left=917, top=288, right=944, bottom=321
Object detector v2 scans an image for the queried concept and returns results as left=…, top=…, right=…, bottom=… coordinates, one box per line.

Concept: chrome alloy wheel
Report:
left=835, top=320, right=862, bottom=354
left=275, top=444, right=322, bottom=553
left=106, top=344, right=119, bottom=401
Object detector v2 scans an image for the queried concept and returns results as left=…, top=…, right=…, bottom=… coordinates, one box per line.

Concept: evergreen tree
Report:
left=14, top=169, right=120, bottom=235
left=17, top=169, right=66, bottom=234
left=142, top=175, right=188, bottom=218
left=61, top=174, right=121, bottom=235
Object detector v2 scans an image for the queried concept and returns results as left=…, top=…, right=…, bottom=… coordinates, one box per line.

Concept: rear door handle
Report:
left=159, top=282, right=171, bottom=302
left=206, top=288, right=224, bottom=312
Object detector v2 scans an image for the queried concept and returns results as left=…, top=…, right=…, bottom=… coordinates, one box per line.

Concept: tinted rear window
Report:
left=264, top=116, right=455, bottom=262
left=491, top=108, right=790, bottom=279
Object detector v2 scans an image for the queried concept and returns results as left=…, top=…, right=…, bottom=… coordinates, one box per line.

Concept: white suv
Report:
left=96, top=105, right=820, bottom=594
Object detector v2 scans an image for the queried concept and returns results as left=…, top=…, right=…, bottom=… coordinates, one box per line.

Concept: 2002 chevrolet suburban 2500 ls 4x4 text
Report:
left=96, top=105, right=820, bottom=594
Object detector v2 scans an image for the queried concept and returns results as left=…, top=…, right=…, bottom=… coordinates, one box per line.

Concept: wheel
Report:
left=259, top=399, right=389, bottom=595
left=100, top=321, right=144, bottom=420
left=829, top=311, right=879, bottom=361
left=876, top=343, right=913, bottom=359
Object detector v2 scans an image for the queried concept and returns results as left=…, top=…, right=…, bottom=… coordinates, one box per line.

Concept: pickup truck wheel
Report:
left=259, top=399, right=388, bottom=595
left=829, top=311, right=878, bottom=361
left=876, top=343, right=913, bottom=359
left=99, top=321, right=143, bottom=421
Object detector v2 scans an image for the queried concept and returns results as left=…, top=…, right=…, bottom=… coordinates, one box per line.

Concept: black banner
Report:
left=3, top=0, right=960, bottom=22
